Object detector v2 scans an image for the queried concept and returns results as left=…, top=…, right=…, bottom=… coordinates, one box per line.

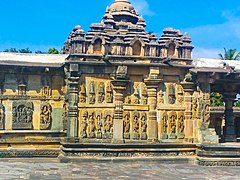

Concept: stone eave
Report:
left=67, top=53, right=193, bottom=67
left=0, top=52, right=67, bottom=68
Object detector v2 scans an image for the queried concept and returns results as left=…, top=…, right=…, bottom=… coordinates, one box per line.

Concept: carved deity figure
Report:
left=40, top=103, right=52, bottom=130
left=177, top=85, right=184, bottom=104
left=88, top=113, right=96, bottom=138
left=169, top=112, right=177, bottom=134
left=133, top=111, right=140, bottom=139
left=141, top=85, right=148, bottom=105
left=125, top=93, right=132, bottom=104
left=12, top=101, right=33, bottom=130
left=42, top=76, right=51, bottom=97
left=158, top=90, right=165, bottom=104
left=80, top=84, right=87, bottom=103
left=168, top=84, right=176, bottom=105
left=0, top=104, right=5, bottom=130
left=106, top=83, right=113, bottom=103
left=178, top=114, right=185, bottom=133
left=81, top=110, right=88, bottom=138
left=162, top=112, right=168, bottom=134
left=141, top=112, right=147, bottom=140
left=98, top=83, right=105, bottom=103
left=89, top=82, right=96, bottom=104
left=104, top=115, right=113, bottom=134
left=96, top=113, right=102, bottom=139
left=123, top=112, right=130, bottom=139
left=133, top=86, right=139, bottom=105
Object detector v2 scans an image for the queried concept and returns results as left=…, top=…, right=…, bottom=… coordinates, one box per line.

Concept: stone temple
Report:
left=1, top=0, right=240, bottom=166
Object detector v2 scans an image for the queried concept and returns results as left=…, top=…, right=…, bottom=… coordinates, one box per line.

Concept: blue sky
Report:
left=0, top=0, right=239, bottom=58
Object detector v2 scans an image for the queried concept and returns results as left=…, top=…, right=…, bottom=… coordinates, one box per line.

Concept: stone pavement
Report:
left=0, top=159, right=239, bottom=180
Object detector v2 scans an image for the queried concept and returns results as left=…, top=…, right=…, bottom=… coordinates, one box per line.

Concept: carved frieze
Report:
left=12, top=101, right=33, bottom=130
left=0, top=103, right=5, bottom=130
left=40, top=102, right=52, bottom=130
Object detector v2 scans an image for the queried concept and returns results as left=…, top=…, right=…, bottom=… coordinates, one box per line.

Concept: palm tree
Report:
left=218, top=48, right=240, bottom=60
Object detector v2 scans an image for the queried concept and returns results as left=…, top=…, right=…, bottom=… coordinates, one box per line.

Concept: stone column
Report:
left=181, top=73, right=195, bottom=142
left=223, top=93, right=237, bottom=142
left=67, top=64, right=79, bottom=142
left=112, top=80, right=127, bottom=143
left=145, top=76, right=162, bottom=142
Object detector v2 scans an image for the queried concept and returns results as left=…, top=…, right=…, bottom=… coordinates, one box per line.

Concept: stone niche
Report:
left=12, top=101, right=34, bottom=130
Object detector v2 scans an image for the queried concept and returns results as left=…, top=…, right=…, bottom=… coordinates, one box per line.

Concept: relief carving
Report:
left=18, top=76, right=27, bottom=96
left=81, top=110, right=88, bottom=138
left=123, top=111, right=130, bottom=139
left=141, top=84, right=148, bottom=105
left=116, top=65, right=128, bottom=79
left=168, top=84, right=176, bottom=104
left=89, top=82, right=96, bottom=104
left=177, top=111, right=185, bottom=139
left=133, top=85, right=139, bottom=105
left=103, top=113, right=113, bottom=139
left=161, top=111, right=168, bottom=139
left=96, top=112, right=103, bottom=139
left=80, top=84, right=87, bottom=103
left=158, top=90, right=165, bottom=104
left=98, top=82, right=105, bottom=103
left=0, top=103, right=5, bottom=130
left=133, top=110, right=140, bottom=139
left=87, top=112, right=96, bottom=138
left=177, top=85, right=184, bottom=104
left=106, top=83, right=113, bottom=103
left=42, top=76, right=51, bottom=97
left=12, top=101, right=33, bottom=130
left=168, top=111, right=177, bottom=139
left=40, top=102, right=52, bottom=130
left=141, top=112, right=147, bottom=140
left=62, top=102, right=68, bottom=131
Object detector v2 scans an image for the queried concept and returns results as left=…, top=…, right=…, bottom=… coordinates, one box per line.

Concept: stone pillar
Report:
left=67, top=64, right=79, bottom=142
left=112, top=80, right=127, bottom=143
left=181, top=73, right=195, bottom=142
left=145, top=69, right=162, bottom=142
left=223, top=93, right=237, bottom=142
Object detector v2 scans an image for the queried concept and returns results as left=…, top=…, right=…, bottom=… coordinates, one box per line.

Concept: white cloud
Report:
left=131, top=0, right=155, bottom=16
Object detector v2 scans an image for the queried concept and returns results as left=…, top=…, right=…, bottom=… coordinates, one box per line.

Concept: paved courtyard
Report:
left=0, top=159, right=239, bottom=179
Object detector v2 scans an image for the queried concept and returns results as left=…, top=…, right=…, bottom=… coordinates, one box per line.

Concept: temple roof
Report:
left=0, top=52, right=67, bottom=67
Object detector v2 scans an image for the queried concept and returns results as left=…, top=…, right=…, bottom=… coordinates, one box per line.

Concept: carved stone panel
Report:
left=96, top=111, right=103, bottom=139
left=123, top=111, right=130, bottom=139
left=42, top=76, right=51, bottom=97
left=0, top=103, right=5, bottom=130
left=97, top=82, right=105, bottom=103
left=87, top=112, right=96, bottom=138
left=103, top=112, right=113, bottom=139
left=80, top=110, right=88, bottom=138
left=12, top=101, right=33, bottom=130
left=40, top=102, right=52, bottom=130
left=79, top=84, right=87, bottom=103
left=132, top=110, right=140, bottom=139
left=177, top=85, right=184, bottom=104
left=167, top=84, right=176, bottom=105
left=177, top=111, right=185, bottom=139
left=106, top=83, right=113, bottom=103
left=140, top=112, right=147, bottom=140
left=160, top=111, right=168, bottom=139
left=168, top=111, right=177, bottom=139
left=89, top=82, right=96, bottom=104
left=141, top=83, right=148, bottom=105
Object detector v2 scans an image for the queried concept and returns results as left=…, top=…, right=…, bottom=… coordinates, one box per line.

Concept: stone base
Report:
left=197, top=143, right=240, bottom=166
left=59, top=143, right=196, bottom=162
left=12, top=123, right=32, bottom=130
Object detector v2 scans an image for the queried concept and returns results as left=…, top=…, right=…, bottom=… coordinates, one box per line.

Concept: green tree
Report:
left=210, top=92, right=224, bottom=107
left=3, top=48, right=18, bottom=53
left=218, top=48, right=240, bottom=60
left=47, top=48, right=59, bottom=54
left=19, top=48, right=32, bottom=53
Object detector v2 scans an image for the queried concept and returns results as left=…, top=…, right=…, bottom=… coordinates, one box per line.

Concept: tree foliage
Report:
left=210, top=92, right=224, bottom=107
left=47, top=48, right=59, bottom=54
left=3, top=48, right=18, bottom=53
left=218, top=48, right=240, bottom=60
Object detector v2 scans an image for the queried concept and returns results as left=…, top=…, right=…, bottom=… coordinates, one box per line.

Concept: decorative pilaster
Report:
left=67, top=64, right=79, bottom=142
left=223, top=93, right=237, bottom=142
left=112, top=65, right=128, bottom=143
left=181, top=73, right=195, bottom=142
left=145, top=68, right=162, bottom=142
